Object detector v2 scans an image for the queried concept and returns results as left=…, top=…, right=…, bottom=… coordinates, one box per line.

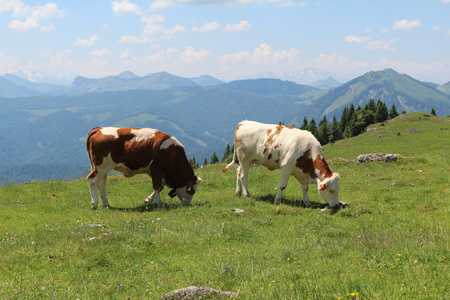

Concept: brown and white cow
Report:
left=86, top=127, right=201, bottom=209
left=222, top=121, right=345, bottom=210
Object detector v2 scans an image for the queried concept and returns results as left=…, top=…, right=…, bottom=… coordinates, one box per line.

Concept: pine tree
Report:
left=308, top=118, right=317, bottom=136
left=300, top=117, right=308, bottom=130
left=203, top=158, right=208, bottom=166
left=210, top=152, right=219, bottom=164
left=339, top=107, right=349, bottom=133
left=430, top=108, right=436, bottom=116
left=329, top=115, right=342, bottom=142
left=364, top=99, right=376, bottom=113
left=375, top=100, right=388, bottom=122
left=222, top=144, right=231, bottom=162
left=388, top=103, right=399, bottom=119
left=189, top=157, right=199, bottom=169
left=348, top=103, right=355, bottom=121
left=317, top=116, right=330, bottom=145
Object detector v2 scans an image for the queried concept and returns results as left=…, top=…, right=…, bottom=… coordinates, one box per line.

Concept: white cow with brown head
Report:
left=86, top=127, right=201, bottom=209
left=222, top=121, right=344, bottom=210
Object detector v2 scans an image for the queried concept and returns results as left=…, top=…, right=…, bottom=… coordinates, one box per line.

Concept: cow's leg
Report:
left=88, top=175, right=101, bottom=209
left=144, top=191, right=155, bottom=203
left=274, top=168, right=291, bottom=205
left=237, top=162, right=251, bottom=198
left=235, top=165, right=243, bottom=197
left=144, top=189, right=163, bottom=206
left=97, top=174, right=110, bottom=208
left=301, top=184, right=311, bottom=207
left=154, top=190, right=163, bottom=206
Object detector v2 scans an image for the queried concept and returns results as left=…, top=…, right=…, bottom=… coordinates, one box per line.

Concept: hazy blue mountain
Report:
left=64, top=71, right=199, bottom=95
left=115, top=71, right=140, bottom=79
left=437, top=81, right=450, bottom=96
left=309, top=76, right=342, bottom=89
left=3, top=74, right=66, bottom=95
left=189, top=75, right=224, bottom=86
left=0, top=76, right=37, bottom=98
left=219, top=78, right=318, bottom=96
left=256, top=68, right=342, bottom=85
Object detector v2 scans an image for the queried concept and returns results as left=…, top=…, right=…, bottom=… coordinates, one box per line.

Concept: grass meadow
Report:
left=0, top=113, right=448, bottom=299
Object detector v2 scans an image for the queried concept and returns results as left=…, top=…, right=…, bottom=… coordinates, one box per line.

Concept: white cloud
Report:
left=442, top=0, right=450, bottom=3
left=344, top=35, right=371, bottom=43
left=366, top=39, right=397, bottom=51
left=90, top=49, right=111, bottom=57
left=112, top=0, right=143, bottom=16
left=181, top=47, right=211, bottom=63
left=120, top=50, right=130, bottom=59
left=143, top=23, right=186, bottom=39
left=6, top=2, right=65, bottom=32
left=192, top=22, right=220, bottom=32
left=222, top=20, right=251, bottom=32
left=392, top=19, right=420, bottom=31
left=145, top=46, right=210, bottom=67
left=0, top=0, right=28, bottom=16
left=432, top=26, right=440, bottom=31
left=139, top=14, right=185, bottom=39
left=119, top=35, right=148, bottom=44
left=150, top=0, right=174, bottom=10
left=74, top=34, right=99, bottom=47
left=217, top=43, right=298, bottom=65
left=447, top=29, right=450, bottom=35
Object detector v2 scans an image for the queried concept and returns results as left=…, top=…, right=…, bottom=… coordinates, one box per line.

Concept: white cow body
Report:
left=222, top=121, right=344, bottom=209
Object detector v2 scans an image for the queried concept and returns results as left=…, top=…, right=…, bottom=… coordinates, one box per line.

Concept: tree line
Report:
left=190, top=99, right=418, bottom=168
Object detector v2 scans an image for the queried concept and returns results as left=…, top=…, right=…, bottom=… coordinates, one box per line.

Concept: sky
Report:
left=0, top=0, right=449, bottom=84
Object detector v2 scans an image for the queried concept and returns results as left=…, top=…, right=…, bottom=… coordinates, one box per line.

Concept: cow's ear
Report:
left=196, top=176, right=202, bottom=184
left=319, top=183, right=327, bottom=191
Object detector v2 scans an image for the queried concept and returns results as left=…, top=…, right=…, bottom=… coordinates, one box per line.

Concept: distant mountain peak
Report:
left=115, top=71, right=139, bottom=79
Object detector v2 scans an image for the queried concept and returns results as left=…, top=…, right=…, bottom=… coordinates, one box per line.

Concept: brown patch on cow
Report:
left=268, top=153, right=272, bottom=160
left=266, top=125, right=284, bottom=145
left=295, top=149, right=317, bottom=179
left=186, top=177, right=198, bottom=195
left=266, top=129, right=272, bottom=136
left=319, top=183, right=327, bottom=191
left=275, top=159, right=280, bottom=164
left=313, top=155, right=333, bottom=179
left=234, top=123, right=243, bottom=149
left=285, top=125, right=294, bottom=129
left=274, top=144, right=282, bottom=149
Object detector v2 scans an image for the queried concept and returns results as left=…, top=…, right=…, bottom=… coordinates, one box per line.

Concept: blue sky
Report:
left=1, top=0, right=449, bottom=84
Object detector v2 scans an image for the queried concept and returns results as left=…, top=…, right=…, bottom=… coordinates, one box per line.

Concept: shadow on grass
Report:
left=107, top=201, right=209, bottom=212
left=108, top=202, right=177, bottom=212
left=253, top=193, right=327, bottom=210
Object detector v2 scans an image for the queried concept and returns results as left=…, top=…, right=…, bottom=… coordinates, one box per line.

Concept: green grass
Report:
left=0, top=113, right=449, bottom=299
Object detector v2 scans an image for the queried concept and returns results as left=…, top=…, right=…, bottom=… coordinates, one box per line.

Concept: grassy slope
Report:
left=0, top=113, right=448, bottom=299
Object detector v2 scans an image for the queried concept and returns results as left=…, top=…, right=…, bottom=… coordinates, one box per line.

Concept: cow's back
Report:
left=87, top=127, right=170, bottom=177
left=235, top=121, right=320, bottom=169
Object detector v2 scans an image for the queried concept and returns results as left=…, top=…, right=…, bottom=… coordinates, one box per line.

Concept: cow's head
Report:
left=317, top=173, right=340, bottom=208
left=171, top=176, right=202, bottom=205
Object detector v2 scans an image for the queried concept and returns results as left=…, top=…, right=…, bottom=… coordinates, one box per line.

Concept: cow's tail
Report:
left=86, top=127, right=100, bottom=179
left=222, top=144, right=237, bottom=174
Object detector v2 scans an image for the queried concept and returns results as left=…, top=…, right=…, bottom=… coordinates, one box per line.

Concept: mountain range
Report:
left=0, top=68, right=449, bottom=184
